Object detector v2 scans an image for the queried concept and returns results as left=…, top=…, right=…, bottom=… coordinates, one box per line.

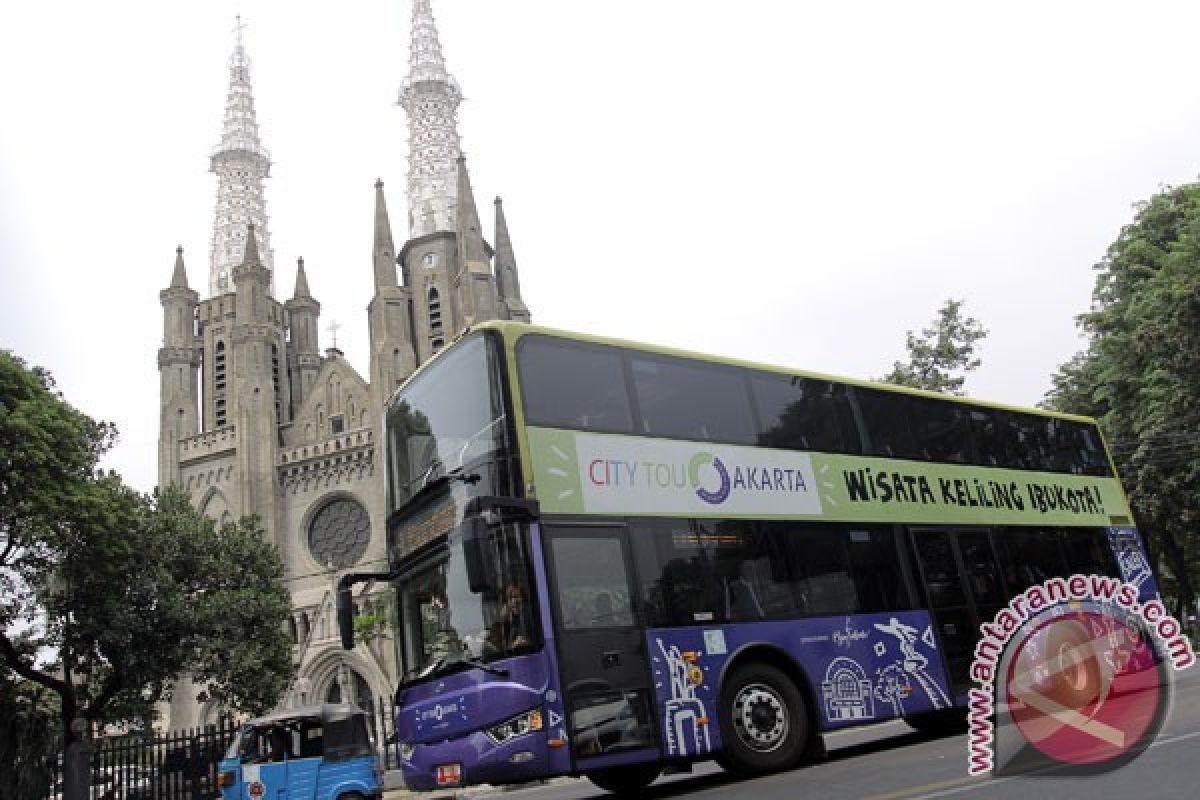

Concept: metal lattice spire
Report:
left=208, top=16, right=275, bottom=297
left=398, top=0, right=463, bottom=238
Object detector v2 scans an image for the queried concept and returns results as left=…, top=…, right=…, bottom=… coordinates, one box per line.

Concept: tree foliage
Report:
left=0, top=660, right=59, bottom=800
left=883, top=298, right=988, bottom=395
left=1044, top=184, right=1200, bottom=618
left=0, top=350, right=294, bottom=765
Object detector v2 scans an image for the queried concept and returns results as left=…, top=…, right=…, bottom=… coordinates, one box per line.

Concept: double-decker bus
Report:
left=336, top=321, right=1158, bottom=794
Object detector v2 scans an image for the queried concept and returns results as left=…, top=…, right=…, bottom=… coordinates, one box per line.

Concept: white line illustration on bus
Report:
left=873, top=617, right=951, bottom=715
left=655, top=638, right=712, bottom=757
left=823, top=656, right=875, bottom=721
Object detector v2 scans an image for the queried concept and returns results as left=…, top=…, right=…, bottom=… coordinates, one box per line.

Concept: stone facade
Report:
left=157, top=1, right=530, bottom=730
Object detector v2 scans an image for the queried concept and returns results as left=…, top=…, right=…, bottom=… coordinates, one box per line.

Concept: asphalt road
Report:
left=459, top=663, right=1200, bottom=800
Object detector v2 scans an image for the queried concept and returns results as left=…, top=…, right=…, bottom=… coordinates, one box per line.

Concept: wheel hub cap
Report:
left=732, top=683, right=788, bottom=752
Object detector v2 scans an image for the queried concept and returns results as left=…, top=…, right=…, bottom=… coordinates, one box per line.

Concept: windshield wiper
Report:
left=426, top=655, right=509, bottom=680
left=408, top=466, right=481, bottom=505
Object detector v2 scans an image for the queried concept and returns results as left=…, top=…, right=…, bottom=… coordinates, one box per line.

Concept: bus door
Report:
left=543, top=525, right=658, bottom=764
left=910, top=528, right=1006, bottom=693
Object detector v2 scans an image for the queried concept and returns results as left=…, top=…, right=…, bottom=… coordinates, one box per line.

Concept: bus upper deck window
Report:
left=517, top=337, right=634, bottom=434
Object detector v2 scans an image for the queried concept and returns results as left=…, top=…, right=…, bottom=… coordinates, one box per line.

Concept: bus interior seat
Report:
left=725, top=561, right=767, bottom=620
left=593, top=592, right=614, bottom=625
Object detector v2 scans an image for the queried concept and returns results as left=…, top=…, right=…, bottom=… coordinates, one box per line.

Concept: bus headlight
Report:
left=399, top=741, right=416, bottom=762
left=485, top=709, right=544, bottom=745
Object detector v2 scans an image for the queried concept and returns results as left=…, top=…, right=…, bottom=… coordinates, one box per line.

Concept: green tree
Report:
left=1044, top=184, right=1200, bottom=619
left=883, top=298, right=988, bottom=395
left=0, top=351, right=294, bottom=780
left=0, top=656, right=59, bottom=800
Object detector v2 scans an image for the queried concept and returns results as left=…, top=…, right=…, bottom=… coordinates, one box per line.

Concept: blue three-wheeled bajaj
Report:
left=218, top=704, right=384, bottom=800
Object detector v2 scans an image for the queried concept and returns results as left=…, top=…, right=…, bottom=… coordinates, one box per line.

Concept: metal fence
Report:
left=44, top=696, right=399, bottom=799
left=46, top=718, right=236, bottom=800
left=370, top=692, right=403, bottom=770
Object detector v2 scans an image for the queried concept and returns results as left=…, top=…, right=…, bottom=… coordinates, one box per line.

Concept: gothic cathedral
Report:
left=156, top=1, right=530, bottom=729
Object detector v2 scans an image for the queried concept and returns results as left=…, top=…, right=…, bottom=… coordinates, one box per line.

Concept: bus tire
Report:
left=905, top=708, right=967, bottom=736
left=585, top=763, right=661, bottom=795
left=1045, top=619, right=1104, bottom=709
left=717, top=661, right=809, bottom=775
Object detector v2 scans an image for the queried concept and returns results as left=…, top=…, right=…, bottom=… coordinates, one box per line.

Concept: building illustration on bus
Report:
left=335, top=321, right=1160, bottom=794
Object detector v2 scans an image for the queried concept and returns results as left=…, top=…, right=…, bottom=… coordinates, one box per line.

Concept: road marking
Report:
left=1148, top=728, right=1200, bottom=749
left=862, top=727, right=1200, bottom=800
left=859, top=775, right=983, bottom=800
left=1007, top=681, right=1125, bottom=747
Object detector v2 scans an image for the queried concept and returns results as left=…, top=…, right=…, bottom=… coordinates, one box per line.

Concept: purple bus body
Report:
left=395, top=522, right=570, bottom=790
left=646, top=608, right=953, bottom=759
left=1106, top=527, right=1160, bottom=603
left=395, top=524, right=1155, bottom=789
left=395, top=650, right=558, bottom=789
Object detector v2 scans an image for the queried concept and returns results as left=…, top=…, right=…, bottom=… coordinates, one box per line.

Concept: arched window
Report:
left=214, top=341, right=227, bottom=427
left=272, top=344, right=282, bottom=421
left=326, top=670, right=376, bottom=737
left=428, top=287, right=443, bottom=336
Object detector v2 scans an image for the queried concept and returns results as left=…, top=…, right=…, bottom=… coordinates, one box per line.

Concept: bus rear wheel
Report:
left=585, top=763, right=661, bottom=795
left=717, top=661, right=809, bottom=775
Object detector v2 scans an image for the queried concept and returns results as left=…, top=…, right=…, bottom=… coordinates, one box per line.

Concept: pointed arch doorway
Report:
left=325, top=667, right=380, bottom=744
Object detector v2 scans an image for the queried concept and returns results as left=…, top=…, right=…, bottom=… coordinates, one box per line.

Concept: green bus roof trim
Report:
left=468, top=320, right=1099, bottom=425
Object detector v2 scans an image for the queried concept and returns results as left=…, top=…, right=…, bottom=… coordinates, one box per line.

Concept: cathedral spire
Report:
left=170, top=245, right=190, bottom=289
left=293, top=256, right=312, bottom=298
left=399, top=0, right=463, bottom=238
left=493, top=197, right=530, bottom=322
left=241, top=221, right=261, bottom=266
left=454, top=154, right=498, bottom=325
left=208, top=16, right=275, bottom=298
left=455, top=156, right=488, bottom=268
left=373, top=179, right=398, bottom=289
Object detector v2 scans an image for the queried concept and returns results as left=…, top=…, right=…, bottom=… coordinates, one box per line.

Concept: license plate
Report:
left=436, top=763, right=462, bottom=786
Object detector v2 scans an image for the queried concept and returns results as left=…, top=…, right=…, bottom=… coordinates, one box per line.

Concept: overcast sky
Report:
left=4, top=0, right=1200, bottom=494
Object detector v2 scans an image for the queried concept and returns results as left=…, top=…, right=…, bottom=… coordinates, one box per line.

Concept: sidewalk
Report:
left=381, top=774, right=577, bottom=800
left=380, top=770, right=507, bottom=800
left=382, top=784, right=534, bottom=800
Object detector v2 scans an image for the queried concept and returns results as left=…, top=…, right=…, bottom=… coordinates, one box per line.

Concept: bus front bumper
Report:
left=400, top=730, right=553, bottom=791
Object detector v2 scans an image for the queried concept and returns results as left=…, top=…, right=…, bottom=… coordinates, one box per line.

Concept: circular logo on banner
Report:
left=1001, top=605, right=1168, bottom=773
left=248, top=780, right=265, bottom=799
left=689, top=452, right=731, bottom=505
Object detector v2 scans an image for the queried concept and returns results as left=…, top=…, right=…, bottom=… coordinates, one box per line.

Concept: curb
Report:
left=384, top=777, right=578, bottom=800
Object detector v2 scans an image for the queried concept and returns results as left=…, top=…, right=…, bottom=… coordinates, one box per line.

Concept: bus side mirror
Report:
left=336, top=585, right=355, bottom=650
left=462, top=516, right=491, bottom=594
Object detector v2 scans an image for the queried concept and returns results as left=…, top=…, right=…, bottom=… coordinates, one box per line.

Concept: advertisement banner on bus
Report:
left=527, top=427, right=1132, bottom=526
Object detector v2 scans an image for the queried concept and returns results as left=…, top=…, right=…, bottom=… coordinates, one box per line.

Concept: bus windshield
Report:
left=397, top=523, right=538, bottom=677
left=386, top=334, right=509, bottom=510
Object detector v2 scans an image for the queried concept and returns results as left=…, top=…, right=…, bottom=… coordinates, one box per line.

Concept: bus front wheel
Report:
left=585, top=763, right=661, bottom=795
left=717, top=661, right=809, bottom=775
